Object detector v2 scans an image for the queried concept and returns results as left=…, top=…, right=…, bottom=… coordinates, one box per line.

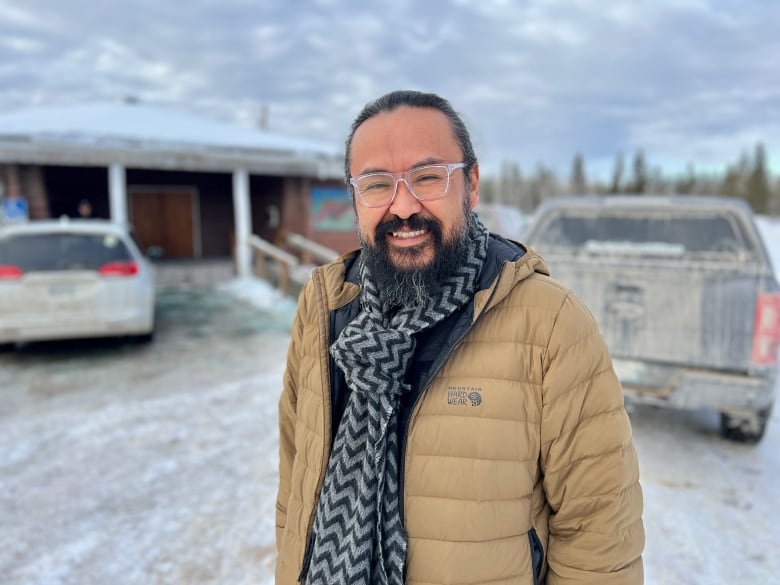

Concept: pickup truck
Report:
left=525, top=195, right=779, bottom=443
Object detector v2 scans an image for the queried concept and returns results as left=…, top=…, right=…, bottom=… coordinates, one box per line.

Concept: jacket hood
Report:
left=473, top=239, right=550, bottom=319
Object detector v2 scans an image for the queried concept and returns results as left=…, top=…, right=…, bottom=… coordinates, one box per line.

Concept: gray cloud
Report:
left=0, top=0, right=777, bottom=177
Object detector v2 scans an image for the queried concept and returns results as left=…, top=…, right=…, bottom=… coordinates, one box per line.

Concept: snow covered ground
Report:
left=1, top=221, right=780, bottom=584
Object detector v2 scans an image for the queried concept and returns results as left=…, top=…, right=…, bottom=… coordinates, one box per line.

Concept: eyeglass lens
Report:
left=354, top=165, right=450, bottom=206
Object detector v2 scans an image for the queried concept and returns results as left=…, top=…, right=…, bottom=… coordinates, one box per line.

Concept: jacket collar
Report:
left=316, top=233, right=550, bottom=314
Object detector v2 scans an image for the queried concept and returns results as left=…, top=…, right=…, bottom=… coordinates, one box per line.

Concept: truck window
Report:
left=534, top=211, right=753, bottom=258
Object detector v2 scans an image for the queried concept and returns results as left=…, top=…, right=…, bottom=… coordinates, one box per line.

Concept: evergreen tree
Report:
left=719, top=167, right=740, bottom=197
left=772, top=177, right=780, bottom=214
left=610, top=153, right=624, bottom=194
left=480, top=146, right=778, bottom=213
left=746, top=142, right=770, bottom=213
left=569, top=153, right=587, bottom=195
left=631, top=150, right=648, bottom=194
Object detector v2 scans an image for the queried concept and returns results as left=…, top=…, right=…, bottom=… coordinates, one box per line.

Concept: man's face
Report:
left=349, top=106, right=479, bottom=273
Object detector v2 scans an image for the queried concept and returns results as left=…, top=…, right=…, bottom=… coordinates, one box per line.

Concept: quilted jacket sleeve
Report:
left=276, top=285, right=308, bottom=551
left=540, top=292, right=645, bottom=584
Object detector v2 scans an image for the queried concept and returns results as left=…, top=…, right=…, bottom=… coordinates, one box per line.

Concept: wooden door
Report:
left=130, top=190, right=195, bottom=258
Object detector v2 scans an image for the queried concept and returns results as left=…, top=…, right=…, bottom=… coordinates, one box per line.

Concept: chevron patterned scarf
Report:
left=305, top=214, right=489, bottom=585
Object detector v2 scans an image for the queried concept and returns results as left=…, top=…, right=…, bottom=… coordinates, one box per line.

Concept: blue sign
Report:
left=2, top=197, right=28, bottom=223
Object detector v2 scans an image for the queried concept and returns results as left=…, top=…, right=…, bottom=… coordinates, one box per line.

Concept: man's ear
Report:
left=468, top=163, right=480, bottom=209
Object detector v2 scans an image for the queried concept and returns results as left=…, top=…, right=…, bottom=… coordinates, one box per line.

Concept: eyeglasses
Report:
left=349, top=162, right=466, bottom=208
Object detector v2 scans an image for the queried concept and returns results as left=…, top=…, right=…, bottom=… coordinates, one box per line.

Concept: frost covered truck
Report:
left=525, top=195, right=778, bottom=443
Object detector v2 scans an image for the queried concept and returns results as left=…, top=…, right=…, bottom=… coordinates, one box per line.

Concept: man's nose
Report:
left=388, top=179, right=422, bottom=219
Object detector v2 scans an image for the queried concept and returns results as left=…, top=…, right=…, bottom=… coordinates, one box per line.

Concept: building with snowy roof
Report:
left=0, top=101, right=357, bottom=277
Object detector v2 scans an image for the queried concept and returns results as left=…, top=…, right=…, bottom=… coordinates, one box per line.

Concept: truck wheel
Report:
left=719, top=407, right=772, bottom=444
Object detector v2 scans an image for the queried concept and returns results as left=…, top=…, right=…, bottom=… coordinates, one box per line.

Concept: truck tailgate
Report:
left=545, top=254, right=759, bottom=371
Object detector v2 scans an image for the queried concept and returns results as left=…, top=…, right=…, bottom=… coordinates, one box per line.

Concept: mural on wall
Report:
left=311, top=186, right=354, bottom=232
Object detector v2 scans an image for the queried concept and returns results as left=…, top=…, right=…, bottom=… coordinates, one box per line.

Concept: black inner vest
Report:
left=328, top=234, right=526, bottom=445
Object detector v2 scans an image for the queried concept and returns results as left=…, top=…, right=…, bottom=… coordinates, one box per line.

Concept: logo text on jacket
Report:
left=447, top=386, right=483, bottom=406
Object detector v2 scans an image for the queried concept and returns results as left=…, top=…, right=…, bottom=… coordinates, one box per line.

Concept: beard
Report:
left=359, top=206, right=473, bottom=308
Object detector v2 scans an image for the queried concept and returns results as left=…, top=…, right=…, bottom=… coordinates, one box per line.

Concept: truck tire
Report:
left=719, top=407, right=772, bottom=444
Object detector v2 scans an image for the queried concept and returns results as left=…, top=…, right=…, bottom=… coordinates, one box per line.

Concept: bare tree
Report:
left=499, top=161, right=526, bottom=209
left=479, top=175, right=498, bottom=204
left=674, top=163, right=697, bottom=195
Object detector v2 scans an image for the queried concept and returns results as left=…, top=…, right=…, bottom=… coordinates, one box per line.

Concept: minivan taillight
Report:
left=98, top=261, right=139, bottom=277
left=752, top=292, right=780, bottom=365
left=0, top=265, right=23, bottom=279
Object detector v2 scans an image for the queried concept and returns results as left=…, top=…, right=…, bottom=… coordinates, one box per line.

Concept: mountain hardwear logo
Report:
left=447, top=386, right=483, bottom=406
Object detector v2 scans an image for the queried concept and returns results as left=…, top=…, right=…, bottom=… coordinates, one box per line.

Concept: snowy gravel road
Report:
left=1, top=280, right=779, bottom=585
left=0, top=283, right=295, bottom=585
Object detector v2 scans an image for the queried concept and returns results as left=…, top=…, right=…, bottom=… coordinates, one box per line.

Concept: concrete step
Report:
left=153, top=259, right=235, bottom=287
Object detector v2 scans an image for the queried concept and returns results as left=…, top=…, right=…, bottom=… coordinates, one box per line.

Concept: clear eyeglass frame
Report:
left=349, top=162, right=466, bottom=208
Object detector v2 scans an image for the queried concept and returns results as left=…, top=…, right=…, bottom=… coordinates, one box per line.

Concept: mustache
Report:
left=375, top=214, right=442, bottom=239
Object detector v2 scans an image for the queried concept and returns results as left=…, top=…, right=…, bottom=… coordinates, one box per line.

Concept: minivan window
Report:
left=0, top=233, right=132, bottom=271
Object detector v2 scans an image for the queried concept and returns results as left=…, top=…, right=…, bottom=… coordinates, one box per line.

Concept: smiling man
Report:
left=351, top=103, right=479, bottom=307
left=276, top=90, right=644, bottom=585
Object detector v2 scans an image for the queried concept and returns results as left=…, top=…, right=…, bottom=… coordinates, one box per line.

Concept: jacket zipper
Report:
left=399, top=268, right=504, bottom=525
left=298, top=530, right=316, bottom=583
left=301, top=258, right=508, bottom=577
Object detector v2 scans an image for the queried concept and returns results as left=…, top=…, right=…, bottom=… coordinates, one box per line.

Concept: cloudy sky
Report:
left=0, top=0, right=777, bottom=179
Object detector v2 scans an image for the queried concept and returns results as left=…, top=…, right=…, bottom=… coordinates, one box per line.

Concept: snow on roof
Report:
left=0, top=101, right=342, bottom=158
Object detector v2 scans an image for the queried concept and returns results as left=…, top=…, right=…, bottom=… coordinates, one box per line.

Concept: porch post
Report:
left=232, top=168, right=251, bottom=279
left=108, top=163, right=128, bottom=226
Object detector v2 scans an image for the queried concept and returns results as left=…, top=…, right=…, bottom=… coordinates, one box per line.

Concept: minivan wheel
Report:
left=131, top=327, right=155, bottom=344
left=719, top=407, right=772, bottom=444
left=134, top=332, right=154, bottom=344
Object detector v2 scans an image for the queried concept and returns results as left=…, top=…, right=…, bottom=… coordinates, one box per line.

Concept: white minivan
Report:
left=0, top=219, right=155, bottom=346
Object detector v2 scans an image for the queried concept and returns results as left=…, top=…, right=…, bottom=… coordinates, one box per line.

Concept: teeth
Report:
left=392, top=229, right=426, bottom=239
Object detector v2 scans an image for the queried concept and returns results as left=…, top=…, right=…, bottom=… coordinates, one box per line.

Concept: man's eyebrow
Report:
left=357, top=157, right=447, bottom=176
left=411, top=157, right=447, bottom=168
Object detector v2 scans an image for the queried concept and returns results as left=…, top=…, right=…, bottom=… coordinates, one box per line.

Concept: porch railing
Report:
left=247, top=233, right=338, bottom=296
left=248, top=235, right=300, bottom=296
left=285, top=233, right=339, bottom=265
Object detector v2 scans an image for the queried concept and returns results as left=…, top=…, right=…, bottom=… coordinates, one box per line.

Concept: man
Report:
left=77, top=198, right=93, bottom=218
left=276, top=90, right=644, bottom=585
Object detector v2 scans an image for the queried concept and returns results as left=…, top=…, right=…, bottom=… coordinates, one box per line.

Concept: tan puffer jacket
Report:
left=276, top=246, right=644, bottom=585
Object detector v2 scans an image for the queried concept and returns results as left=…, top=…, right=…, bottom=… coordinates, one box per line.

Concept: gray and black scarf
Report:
left=305, top=215, right=489, bottom=585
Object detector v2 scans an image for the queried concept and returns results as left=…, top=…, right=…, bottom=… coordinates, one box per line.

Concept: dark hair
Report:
left=344, top=90, right=478, bottom=192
